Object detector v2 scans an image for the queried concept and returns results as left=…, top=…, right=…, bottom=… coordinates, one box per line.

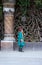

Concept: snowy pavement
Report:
left=0, top=50, right=42, bottom=65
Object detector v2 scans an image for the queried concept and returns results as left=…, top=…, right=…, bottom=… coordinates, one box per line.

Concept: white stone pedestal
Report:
left=1, top=37, right=16, bottom=51
left=1, top=41, right=13, bottom=51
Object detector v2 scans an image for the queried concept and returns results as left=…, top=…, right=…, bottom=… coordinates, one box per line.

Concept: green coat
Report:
left=18, top=32, right=25, bottom=48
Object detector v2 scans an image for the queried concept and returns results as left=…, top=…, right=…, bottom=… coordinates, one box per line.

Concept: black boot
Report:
left=20, top=48, right=24, bottom=52
left=19, top=47, right=24, bottom=52
left=19, top=47, right=21, bottom=51
left=19, top=47, right=22, bottom=52
left=20, top=48, right=22, bottom=52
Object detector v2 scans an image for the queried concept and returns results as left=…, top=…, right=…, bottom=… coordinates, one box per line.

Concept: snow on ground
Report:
left=0, top=50, right=42, bottom=65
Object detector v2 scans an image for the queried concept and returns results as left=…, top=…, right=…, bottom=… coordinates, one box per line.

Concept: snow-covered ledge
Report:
left=3, top=7, right=15, bottom=12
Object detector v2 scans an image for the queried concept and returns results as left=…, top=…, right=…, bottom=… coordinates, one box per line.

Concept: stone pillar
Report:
left=1, top=3, right=16, bottom=50
left=4, top=13, right=15, bottom=41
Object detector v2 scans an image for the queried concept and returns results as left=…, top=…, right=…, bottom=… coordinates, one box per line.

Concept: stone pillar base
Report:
left=1, top=41, right=14, bottom=51
left=1, top=37, right=16, bottom=51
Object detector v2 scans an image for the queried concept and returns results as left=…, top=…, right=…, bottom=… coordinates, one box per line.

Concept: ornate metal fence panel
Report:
left=14, top=8, right=42, bottom=42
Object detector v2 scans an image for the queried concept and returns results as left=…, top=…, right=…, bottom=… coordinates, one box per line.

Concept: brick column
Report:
left=1, top=3, right=16, bottom=50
